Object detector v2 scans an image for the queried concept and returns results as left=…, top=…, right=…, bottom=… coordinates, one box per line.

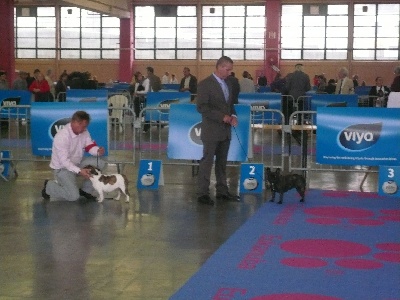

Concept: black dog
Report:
left=265, top=167, right=306, bottom=204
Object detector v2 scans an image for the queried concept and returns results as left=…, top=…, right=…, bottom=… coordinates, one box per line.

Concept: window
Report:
left=60, top=7, right=120, bottom=59
left=14, top=7, right=56, bottom=58
left=353, top=4, right=399, bottom=60
left=201, top=5, right=265, bottom=60
left=134, top=6, right=197, bottom=60
left=281, top=4, right=348, bottom=60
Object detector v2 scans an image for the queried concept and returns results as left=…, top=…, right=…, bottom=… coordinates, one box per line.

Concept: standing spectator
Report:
left=161, top=72, right=170, bottom=84
left=12, top=71, right=28, bottom=90
left=170, top=74, right=178, bottom=84
left=146, top=67, right=162, bottom=92
left=335, top=67, right=354, bottom=95
left=131, top=72, right=150, bottom=132
left=179, top=67, right=197, bottom=94
left=239, top=71, right=255, bottom=93
left=387, top=66, right=400, bottom=108
left=0, top=71, right=9, bottom=90
left=284, top=63, right=311, bottom=124
left=196, top=56, right=239, bottom=206
left=29, top=72, right=52, bottom=101
left=27, top=69, right=40, bottom=88
left=55, top=73, right=69, bottom=102
left=270, top=72, right=286, bottom=93
left=42, top=110, right=106, bottom=202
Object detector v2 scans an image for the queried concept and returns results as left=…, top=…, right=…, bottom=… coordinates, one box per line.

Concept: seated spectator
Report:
left=387, top=66, right=400, bottom=108
left=239, top=71, right=255, bottom=93
left=12, top=71, right=28, bottom=90
left=324, top=79, right=336, bottom=94
left=316, top=74, right=327, bottom=93
left=368, top=76, right=390, bottom=107
left=170, top=74, right=178, bottom=84
left=161, top=72, right=170, bottom=84
left=29, top=72, right=52, bottom=101
left=257, top=72, right=267, bottom=87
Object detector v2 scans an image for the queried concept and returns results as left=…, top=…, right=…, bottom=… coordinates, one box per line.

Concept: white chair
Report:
left=108, top=94, right=129, bottom=132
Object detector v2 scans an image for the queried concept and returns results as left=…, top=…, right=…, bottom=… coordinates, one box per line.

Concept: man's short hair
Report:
left=216, top=56, right=233, bottom=68
left=183, top=67, right=190, bottom=72
left=72, top=111, right=91, bottom=123
left=146, top=67, right=154, bottom=73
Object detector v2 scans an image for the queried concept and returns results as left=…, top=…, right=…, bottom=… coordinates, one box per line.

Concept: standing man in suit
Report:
left=284, top=64, right=311, bottom=124
left=335, top=67, right=354, bottom=95
left=196, top=56, right=239, bottom=205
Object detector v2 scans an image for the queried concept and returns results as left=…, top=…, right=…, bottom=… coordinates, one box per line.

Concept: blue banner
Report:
left=316, top=107, right=400, bottom=166
left=30, top=102, right=109, bottom=156
left=238, top=92, right=282, bottom=124
left=167, top=104, right=251, bottom=162
left=0, top=90, right=31, bottom=118
left=66, top=89, right=108, bottom=102
left=145, top=91, right=191, bottom=122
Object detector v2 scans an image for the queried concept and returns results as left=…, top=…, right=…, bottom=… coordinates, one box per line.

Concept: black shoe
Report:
left=216, top=192, right=240, bottom=202
left=42, top=180, right=50, bottom=200
left=79, top=189, right=97, bottom=201
left=197, top=195, right=214, bottom=206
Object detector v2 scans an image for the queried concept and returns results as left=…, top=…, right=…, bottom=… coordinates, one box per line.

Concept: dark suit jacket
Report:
left=285, top=70, right=311, bottom=100
left=180, top=75, right=197, bottom=94
left=197, top=74, right=237, bottom=142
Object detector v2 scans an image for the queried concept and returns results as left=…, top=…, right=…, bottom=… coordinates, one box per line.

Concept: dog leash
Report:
left=232, top=126, right=264, bottom=180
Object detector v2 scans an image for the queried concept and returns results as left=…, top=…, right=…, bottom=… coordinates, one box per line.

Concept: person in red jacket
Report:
left=29, top=72, right=52, bottom=101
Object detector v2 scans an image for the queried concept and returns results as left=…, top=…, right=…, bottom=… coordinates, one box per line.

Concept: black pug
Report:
left=265, top=167, right=306, bottom=204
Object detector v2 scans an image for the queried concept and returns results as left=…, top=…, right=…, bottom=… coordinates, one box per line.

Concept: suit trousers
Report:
left=197, top=138, right=231, bottom=196
left=46, top=157, right=106, bottom=201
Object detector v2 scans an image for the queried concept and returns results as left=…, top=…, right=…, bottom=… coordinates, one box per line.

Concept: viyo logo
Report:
left=339, top=122, right=382, bottom=150
left=50, top=118, right=71, bottom=138
left=189, top=122, right=203, bottom=145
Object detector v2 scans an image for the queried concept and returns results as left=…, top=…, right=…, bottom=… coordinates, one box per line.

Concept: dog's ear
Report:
left=266, top=167, right=271, bottom=174
left=275, top=168, right=281, bottom=175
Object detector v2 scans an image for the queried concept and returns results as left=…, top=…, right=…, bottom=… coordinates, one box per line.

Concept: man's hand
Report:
left=97, top=147, right=105, bottom=156
left=230, top=115, right=238, bottom=127
left=223, top=115, right=238, bottom=127
left=79, top=168, right=92, bottom=179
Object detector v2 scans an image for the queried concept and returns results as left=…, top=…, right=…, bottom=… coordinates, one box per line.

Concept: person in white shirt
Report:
left=42, top=111, right=106, bottom=201
left=170, top=74, right=179, bottom=84
left=239, top=71, right=256, bottom=93
left=161, top=71, right=170, bottom=84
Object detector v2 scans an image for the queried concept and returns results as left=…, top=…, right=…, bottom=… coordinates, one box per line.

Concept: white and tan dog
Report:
left=84, top=165, right=130, bottom=203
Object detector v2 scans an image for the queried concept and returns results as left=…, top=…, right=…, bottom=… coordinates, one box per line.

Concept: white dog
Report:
left=84, top=165, right=130, bottom=203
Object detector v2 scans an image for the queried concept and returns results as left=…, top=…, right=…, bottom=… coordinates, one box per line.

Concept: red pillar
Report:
left=118, top=11, right=133, bottom=83
left=265, top=0, right=281, bottom=84
left=0, top=0, right=15, bottom=85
